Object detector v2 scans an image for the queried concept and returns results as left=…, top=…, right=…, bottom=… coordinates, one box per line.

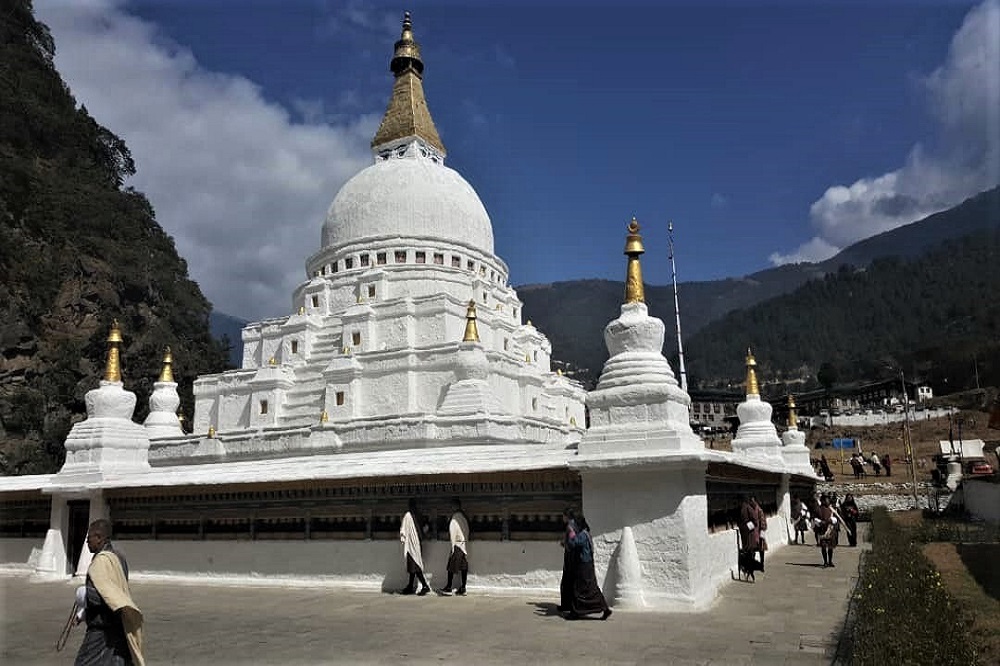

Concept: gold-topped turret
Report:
left=462, top=301, right=480, bottom=342
left=623, top=217, right=646, bottom=304
left=159, top=346, right=174, bottom=383
left=104, top=319, right=123, bottom=382
left=745, top=347, right=759, bottom=396
left=787, top=394, right=798, bottom=428
left=371, top=12, right=446, bottom=154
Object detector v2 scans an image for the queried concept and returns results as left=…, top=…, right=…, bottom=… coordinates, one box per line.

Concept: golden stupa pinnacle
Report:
left=371, top=12, right=446, bottom=154
left=745, top=347, right=760, bottom=396
left=104, top=319, right=123, bottom=382
left=787, top=394, right=798, bottom=428
left=462, top=300, right=480, bottom=342
left=159, top=346, right=174, bottom=383
left=623, top=217, right=646, bottom=304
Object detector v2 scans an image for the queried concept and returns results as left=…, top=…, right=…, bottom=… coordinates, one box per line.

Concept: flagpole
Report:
left=668, top=221, right=688, bottom=393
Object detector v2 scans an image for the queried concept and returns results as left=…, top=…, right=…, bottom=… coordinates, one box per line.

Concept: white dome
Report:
left=321, top=146, right=494, bottom=255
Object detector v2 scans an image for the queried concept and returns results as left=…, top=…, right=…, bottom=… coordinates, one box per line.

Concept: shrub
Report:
left=850, top=508, right=979, bottom=665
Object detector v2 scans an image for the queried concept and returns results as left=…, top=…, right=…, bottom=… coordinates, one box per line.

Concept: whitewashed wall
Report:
left=79, top=540, right=563, bottom=593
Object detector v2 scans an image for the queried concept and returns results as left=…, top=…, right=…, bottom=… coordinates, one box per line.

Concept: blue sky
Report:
left=35, top=1, right=1000, bottom=320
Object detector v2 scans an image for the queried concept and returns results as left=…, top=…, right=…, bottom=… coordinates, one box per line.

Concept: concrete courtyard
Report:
left=0, top=533, right=865, bottom=665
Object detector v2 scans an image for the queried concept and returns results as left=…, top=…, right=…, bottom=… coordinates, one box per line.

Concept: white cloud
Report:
left=35, top=0, right=378, bottom=321
left=768, top=237, right=840, bottom=266
left=772, top=0, right=1000, bottom=266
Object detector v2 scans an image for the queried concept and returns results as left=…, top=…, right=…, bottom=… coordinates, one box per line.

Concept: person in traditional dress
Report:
left=870, top=452, right=881, bottom=477
left=399, top=500, right=430, bottom=595
left=750, top=496, right=767, bottom=571
left=840, top=494, right=860, bottom=547
left=819, top=455, right=834, bottom=481
left=440, top=499, right=469, bottom=595
left=816, top=495, right=840, bottom=567
left=738, top=496, right=759, bottom=557
left=565, top=514, right=612, bottom=621
left=882, top=453, right=892, bottom=477
left=75, top=519, right=144, bottom=666
left=791, top=495, right=810, bottom=545
left=558, top=508, right=578, bottom=612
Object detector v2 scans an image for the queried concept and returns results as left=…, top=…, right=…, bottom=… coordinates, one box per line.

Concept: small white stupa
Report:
left=143, top=347, right=184, bottom=438
left=731, top=349, right=783, bottom=464
left=579, top=218, right=700, bottom=456
left=780, top=394, right=814, bottom=475
left=56, top=320, right=152, bottom=482
left=437, top=301, right=504, bottom=416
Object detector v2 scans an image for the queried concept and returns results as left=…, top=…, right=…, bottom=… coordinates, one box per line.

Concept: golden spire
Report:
left=158, top=346, right=174, bottom=383
left=207, top=425, right=216, bottom=439
left=462, top=300, right=480, bottom=342
left=623, top=217, right=646, bottom=304
left=787, top=394, right=798, bottom=428
left=104, top=319, right=123, bottom=382
left=745, top=347, right=759, bottom=396
left=371, top=12, right=446, bottom=154
left=320, top=410, right=329, bottom=424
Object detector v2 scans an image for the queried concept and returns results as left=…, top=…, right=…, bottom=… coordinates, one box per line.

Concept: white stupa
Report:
left=780, top=394, right=814, bottom=475
left=142, top=347, right=184, bottom=438
left=730, top=349, right=783, bottom=464
left=56, top=320, right=152, bottom=483
left=579, top=219, right=701, bottom=456
left=151, top=13, right=586, bottom=463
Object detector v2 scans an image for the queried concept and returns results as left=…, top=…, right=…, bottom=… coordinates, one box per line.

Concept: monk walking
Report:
left=399, top=500, right=430, bottom=595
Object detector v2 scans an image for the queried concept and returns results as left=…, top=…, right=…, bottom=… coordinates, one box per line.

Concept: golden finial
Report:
left=320, top=410, right=329, bottom=424
left=207, top=425, right=216, bottom=439
left=268, top=356, right=277, bottom=366
left=356, top=294, right=364, bottom=304
left=462, top=300, right=480, bottom=342
left=104, top=319, right=123, bottom=382
left=525, top=353, right=532, bottom=362
left=745, top=347, right=759, bottom=396
left=557, top=368, right=563, bottom=376
left=158, top=346, right=174, bottom=383
left=570, top=416, right=577, bottom=426
left=342, top=346, right=350, bottom=355
left=371, top=12, right=446, bottom=154
left=624, top=217, right=646, bottom=304
left=787, top=394, right=797, bottom=428
left=298, top=306, right=305, bottom=315
left=526, top=320, right=533, bottom=327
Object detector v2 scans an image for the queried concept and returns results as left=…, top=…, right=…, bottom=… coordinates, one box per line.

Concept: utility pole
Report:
left=900, top=370, right=919, bottom=508
left=668, top=221, right=688, bottom=392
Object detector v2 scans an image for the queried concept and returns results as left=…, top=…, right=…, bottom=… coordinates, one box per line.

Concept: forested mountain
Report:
left=683, top=230, right=1000, bottom=393
left=520, top=186, right=1000, bottom=384
left=0, top=1, right=229, bottom=474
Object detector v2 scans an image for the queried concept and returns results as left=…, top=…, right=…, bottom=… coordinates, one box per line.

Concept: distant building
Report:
left=689, top=389, right=742, bottom=431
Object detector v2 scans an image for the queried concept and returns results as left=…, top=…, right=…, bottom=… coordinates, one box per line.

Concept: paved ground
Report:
left=0, top=531, right=867, bottom=666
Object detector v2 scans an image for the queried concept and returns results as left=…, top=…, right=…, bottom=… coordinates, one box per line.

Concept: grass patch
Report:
left=850, top=508, right=979, bottom=665
left=923, top=542, right=1000, bottom=665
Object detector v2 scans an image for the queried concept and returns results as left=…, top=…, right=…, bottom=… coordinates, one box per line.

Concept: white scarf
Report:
left=449, top=512, right=469, bottom=554
left=399, top=511, right=423, bottom=570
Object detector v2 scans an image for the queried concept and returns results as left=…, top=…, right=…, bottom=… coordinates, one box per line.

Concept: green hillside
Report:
left=0, top=1, right=229, bottom=474
left=684, top=230, right=1000, bottom=392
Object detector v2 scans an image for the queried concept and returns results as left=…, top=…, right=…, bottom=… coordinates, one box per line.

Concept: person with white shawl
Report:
left=75, top=519, right=144, bottom=666
left=399, top=499, right=430, bottom=596
left=440, top=499, right=470, bottom=595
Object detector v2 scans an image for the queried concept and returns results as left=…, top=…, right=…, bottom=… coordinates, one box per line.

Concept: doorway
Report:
left=66, top=501, right=90, bottom=575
